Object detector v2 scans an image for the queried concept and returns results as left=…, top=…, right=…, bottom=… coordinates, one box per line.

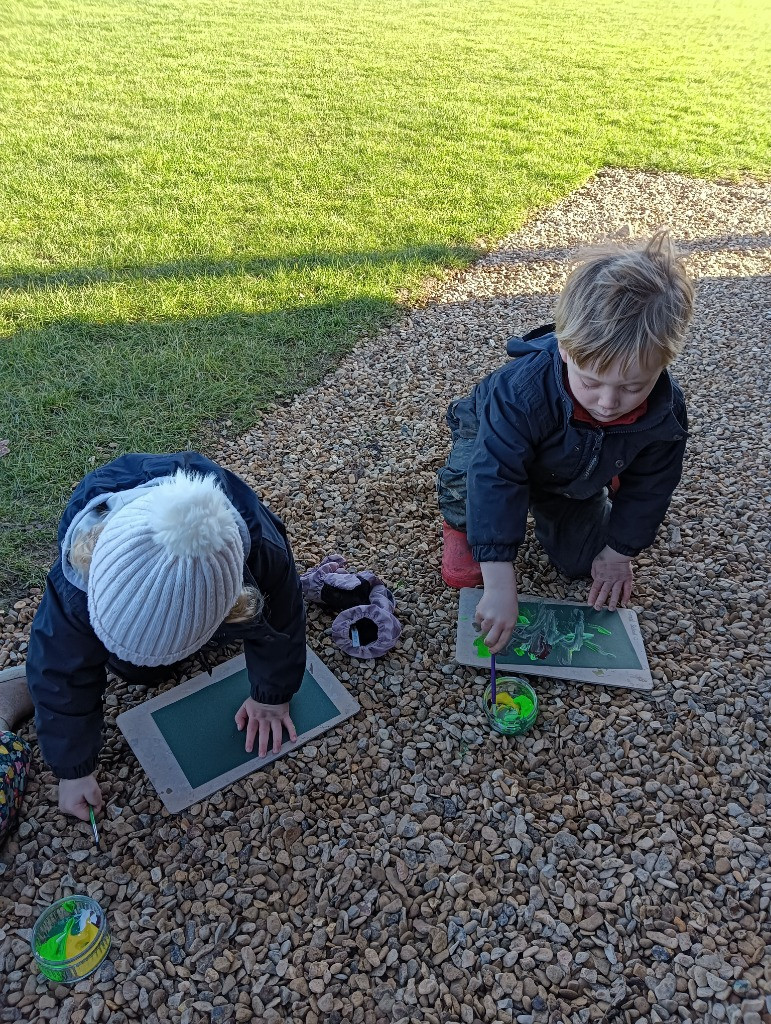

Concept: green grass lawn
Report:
left=2, top=0, right=769, bottom=597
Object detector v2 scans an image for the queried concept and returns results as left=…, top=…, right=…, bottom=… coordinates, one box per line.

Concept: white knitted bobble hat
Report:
left=88, top=470, right=244, bottom=666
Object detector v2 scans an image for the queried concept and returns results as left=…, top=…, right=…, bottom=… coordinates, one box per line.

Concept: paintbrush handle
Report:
left=490, top=653, right=497, bottom=704
left=88, top=804, right=99, bottom=845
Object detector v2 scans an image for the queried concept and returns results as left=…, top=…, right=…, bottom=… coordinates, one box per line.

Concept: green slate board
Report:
left=117, top=647, right=360, bottom=812
left=455, top=589, right=652, bottom=691
left=151, top=666, right=339, bottom=789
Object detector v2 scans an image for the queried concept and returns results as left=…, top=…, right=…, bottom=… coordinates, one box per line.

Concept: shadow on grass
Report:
left=0, top=243, right=478, bottom=293
left=3, top=235, right=770, bottom=292
left=0, top=294, right=401, bottom=601
left=478, top=233, right=771, bottom=265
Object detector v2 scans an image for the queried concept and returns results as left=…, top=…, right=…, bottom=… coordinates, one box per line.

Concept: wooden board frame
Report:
left=117, top=646, right=360, bottom=812
left=455, top=589, right=652, bottom=691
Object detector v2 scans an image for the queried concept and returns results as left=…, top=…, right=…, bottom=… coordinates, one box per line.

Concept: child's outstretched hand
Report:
left=588, top=546, right=634, bottom=610
left=235, top=699, right=297, bottom=757
left=59, top=774, right=103, bottom=821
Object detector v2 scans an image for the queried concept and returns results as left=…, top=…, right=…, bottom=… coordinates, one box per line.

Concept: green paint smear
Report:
left=473, top=635, right=491, bottom=658
left=592, top=625, right=612, bottom=635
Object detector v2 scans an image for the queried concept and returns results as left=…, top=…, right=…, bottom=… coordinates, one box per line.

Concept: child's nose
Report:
left=599, top=388, right=620, bottom=409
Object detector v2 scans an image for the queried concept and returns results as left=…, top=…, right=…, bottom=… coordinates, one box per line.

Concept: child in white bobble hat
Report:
left=26, top=452, right=306, bottom=821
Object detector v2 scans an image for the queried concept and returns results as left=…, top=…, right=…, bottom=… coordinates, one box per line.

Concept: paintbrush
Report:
left=88, top=804, right=99, bottom=847
left=490, top=652, right=497, bottom=706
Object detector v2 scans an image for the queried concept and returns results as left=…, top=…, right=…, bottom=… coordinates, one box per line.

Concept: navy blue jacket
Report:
left=27, top=452, right=306, bottom=780
left=464, top=327, right=688, bottom=562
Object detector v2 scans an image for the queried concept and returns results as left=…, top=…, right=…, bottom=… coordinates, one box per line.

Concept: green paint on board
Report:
left=472, top=601, right=641, bottom=670
left=473, top=635, right=491, bottom=658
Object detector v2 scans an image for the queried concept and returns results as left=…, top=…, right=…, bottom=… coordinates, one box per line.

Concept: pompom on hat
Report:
left=88, top=471, right=244, bottom=666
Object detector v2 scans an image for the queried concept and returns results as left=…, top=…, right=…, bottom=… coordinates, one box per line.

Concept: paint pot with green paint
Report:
left=483, top=676, right=538, bottom=736
left=31, top=896, right=111, bottom=983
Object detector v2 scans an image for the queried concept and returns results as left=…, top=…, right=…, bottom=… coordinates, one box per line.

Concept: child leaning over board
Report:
left=437, top=231, right=694, bottom=654
left=26, top=452, right=307, bottom=821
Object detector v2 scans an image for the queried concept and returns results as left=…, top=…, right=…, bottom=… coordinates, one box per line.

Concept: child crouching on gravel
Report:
left=437, top=230, right=694, bottom=653
left=26, top=452, right=307, bottom=821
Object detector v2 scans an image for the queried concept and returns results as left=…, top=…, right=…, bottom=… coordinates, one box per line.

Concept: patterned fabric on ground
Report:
left=0, top=731, right=31, bottom=845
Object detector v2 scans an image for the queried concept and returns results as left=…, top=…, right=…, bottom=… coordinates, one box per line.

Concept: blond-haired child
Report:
left=437, top=230, right=694, bottom=652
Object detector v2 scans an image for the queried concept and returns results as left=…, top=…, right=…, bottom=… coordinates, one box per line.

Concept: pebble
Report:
left=2, top=169, right=770, bottom=1024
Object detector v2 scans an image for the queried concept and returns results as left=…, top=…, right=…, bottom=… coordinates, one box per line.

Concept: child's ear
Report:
left=557, top=345, right=569, bottom=364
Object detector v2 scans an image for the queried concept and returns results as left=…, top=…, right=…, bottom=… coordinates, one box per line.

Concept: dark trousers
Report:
left=437, top=400, right=609, bottom=578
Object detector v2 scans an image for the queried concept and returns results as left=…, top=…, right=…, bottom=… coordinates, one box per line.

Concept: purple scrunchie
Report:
left=300, top=553, right=362, bottom=603
left=301, top=555, right=402, bottom=659
left=330, top=579, right=402, bottom=659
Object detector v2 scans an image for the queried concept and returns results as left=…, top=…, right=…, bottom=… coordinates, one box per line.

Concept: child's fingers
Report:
left=483, top=624, right=503, bottom=651
left=73, top=801, right=91, bottom=822
left=258, top=719, right=271, bottom=758
left=235, top=706, right=246, bottom=730
left=271, top=718, right=282, bottom=754
left=245, top=716, right=259, bottom=754
left=283, top=714, right=298, bottom=743
left=85, top=780, right=104, bottom=813
left=486, top=625, right=513, bottom=654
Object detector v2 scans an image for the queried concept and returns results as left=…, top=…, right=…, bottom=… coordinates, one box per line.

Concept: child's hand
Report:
left=235, top=698, right=297, bottom=757
left=476, top=562, right=519, bottom=654
left=59, top=775, right=103, bottom=821
left=588, top=546, right=634, bottom=610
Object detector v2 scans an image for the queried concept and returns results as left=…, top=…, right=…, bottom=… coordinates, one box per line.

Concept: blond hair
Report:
left=554, top=230, right=694, bottom=374
left=70, top=522, right=260, bottom=623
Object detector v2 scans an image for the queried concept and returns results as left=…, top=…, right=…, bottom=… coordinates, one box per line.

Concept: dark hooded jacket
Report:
left=27, top=452, right=306, bottom=779
left=463, top=326, right=688, bottom=563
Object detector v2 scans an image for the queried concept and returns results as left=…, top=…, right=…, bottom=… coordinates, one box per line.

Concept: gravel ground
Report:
left=1, top=169, right=770, bottom=1024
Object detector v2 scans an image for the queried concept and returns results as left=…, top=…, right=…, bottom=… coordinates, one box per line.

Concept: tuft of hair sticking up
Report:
left=151, top=471, right=238, bottom=557
left=554, top=229, right=694, bottom=374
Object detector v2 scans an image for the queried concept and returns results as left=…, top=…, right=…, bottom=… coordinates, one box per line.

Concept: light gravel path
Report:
left=2, top=169, right=770, bottom=1024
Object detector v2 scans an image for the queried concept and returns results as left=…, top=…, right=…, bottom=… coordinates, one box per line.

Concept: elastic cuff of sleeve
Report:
left=56, top=756, right=99, bottom=780
left=605, top=538, right=643, bottom=558
left=250, top=689, right=293, bottom=706
left=470, top=545, right=519, bottom=564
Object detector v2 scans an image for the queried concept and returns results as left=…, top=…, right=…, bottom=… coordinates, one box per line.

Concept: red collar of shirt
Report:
left=564, top=367, right=648, bottom=427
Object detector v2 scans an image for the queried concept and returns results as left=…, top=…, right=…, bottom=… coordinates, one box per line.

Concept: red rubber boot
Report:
left=441, top=522, right=483, bottom=588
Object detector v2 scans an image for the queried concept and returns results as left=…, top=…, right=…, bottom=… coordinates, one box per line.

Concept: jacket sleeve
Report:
left=466, top=382, right=538, bottom=564
left=26, top=565, right=110, bottom=779
left=244, top=539, right=307, bottom=705
left=606, top=413, right=688, bottom=557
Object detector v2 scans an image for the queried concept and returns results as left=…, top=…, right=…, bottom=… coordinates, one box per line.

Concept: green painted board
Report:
left=456, top=589, right=652, bottom=690
left=151, top=667, right=339, bottom=789
left=117, top=647, right=360, bottom=811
